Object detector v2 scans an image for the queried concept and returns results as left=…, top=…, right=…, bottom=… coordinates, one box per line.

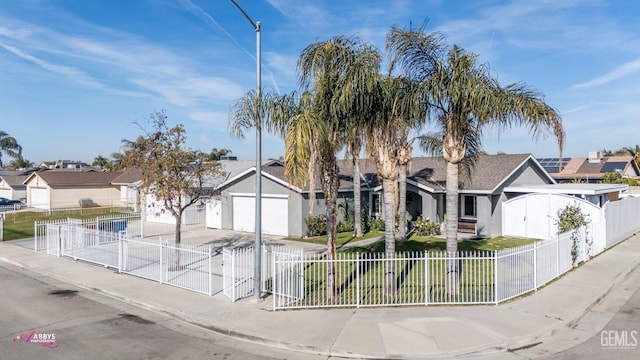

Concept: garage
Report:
left=232, top=194, right=289, bottom=236
left=30, top=188, right=49, bottom=209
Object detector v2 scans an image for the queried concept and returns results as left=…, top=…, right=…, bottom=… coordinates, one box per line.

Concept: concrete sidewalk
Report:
left=1, top=234, right=639, bottom=359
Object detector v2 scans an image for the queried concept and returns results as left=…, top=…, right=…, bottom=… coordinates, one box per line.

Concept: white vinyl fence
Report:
left=502, top=193, right=640, bottom=254
left=272, top=228, right=592, bottom=309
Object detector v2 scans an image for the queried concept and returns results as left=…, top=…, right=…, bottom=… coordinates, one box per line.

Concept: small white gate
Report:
left=222, top=244, right=303, bottom=302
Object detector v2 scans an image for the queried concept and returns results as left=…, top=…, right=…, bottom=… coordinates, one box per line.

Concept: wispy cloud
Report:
left=572, top=58, right=640, bottom=89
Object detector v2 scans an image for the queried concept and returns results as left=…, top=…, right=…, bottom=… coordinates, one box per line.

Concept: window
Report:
left=461, top=195, right=477, bottom=218
left=371, top=193, right=381, bottom=217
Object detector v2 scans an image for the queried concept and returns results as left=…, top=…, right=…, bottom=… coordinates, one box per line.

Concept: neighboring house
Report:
left=0, top=173, right=28, bottom=202
left=213, top=154, right=554, bottom=238
left=111, top=168, right=142, bottom=210
left=539, top=152, right=640, bottom=183
left=23, top=170, right=128, bottom=210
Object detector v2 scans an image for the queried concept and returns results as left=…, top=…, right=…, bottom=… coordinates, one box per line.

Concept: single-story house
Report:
left=212, top=153, right=555, bottom=238
left=0, top=173, right=28, bottom=202
left=538, top=152, right=640, bottom=183
left=23, top=170, right=132, bottom=210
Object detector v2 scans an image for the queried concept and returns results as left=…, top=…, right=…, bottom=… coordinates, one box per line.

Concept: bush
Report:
left=413, top=216, right=440, bottom=236
left=305, top=214, right=326, bottom=237
left=337, top=218, right=354, bottom=233
left=370, top=217, right=385, bottom=231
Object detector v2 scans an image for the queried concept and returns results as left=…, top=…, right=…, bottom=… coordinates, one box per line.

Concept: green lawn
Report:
left=285, top=230, right=384, bottom=246
left=1, top=208, right=130, bottom=241
left=339, top=234, right=538, bottom=253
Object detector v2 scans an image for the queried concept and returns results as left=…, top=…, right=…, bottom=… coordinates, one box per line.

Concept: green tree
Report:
left=7, top=157, right=32, bottom=170
left=208, top=148, right=232, bottom=161
left=129, top=110, right=222, bottom=247
left=0, top=131, right=22, bottom=168
left=92, top=155, right=111, bottom=170
left=297, top=36, right=381, bottom=297
left=389, top=26, right=565, bottom=295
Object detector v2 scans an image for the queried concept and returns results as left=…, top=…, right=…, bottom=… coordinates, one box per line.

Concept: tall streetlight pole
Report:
left=230, top=0, right=262, bottom=301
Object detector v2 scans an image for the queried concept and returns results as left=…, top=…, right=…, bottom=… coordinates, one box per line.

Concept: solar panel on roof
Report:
left=600, top=162, right=627, bottom=173
left=537, top=157, right=570, bottom=173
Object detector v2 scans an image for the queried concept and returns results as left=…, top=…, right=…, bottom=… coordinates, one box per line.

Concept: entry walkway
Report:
left=1, top=232, right=639, bottom=359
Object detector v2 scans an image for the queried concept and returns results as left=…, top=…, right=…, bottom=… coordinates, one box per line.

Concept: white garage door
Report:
left=232, top=194, right=289, bottom=236
left=0, top=189, right=11, bottom=199
left=30, top=188, right=49, bottom=209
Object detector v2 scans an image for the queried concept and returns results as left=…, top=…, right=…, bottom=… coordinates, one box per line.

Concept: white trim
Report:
left=504, top=183, right=628, bottom=195
left=489, top=155, right=556, bottom=194
left=229, top=192, right=289, bottom=199
left=218, top=165, right=303, bottom=194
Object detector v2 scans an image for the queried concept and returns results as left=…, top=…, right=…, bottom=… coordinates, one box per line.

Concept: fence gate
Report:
left=272, top=247, right=305, bottom=308
left=46, top=225, right=61, bottom=256
left=222, top=245, right=303, bottom=302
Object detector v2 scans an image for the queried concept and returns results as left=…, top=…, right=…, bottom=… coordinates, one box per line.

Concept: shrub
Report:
left=305, top=214, right=326, bottom=237
left=337, top=218, right=354, bottom=233
left=413, top=216, right=440, bottom=236
left=370, top=217, right=385, bottom=231
left=555, top=204, right=590, bottom=267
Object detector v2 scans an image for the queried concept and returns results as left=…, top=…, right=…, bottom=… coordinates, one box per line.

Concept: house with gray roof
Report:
left=0, top=173, right=29, bottom=202
left=213, top=153, right=555, bottom=238
left=539, top=152, right=640, bottom=183
left=23, top=170, right=139, bottom=210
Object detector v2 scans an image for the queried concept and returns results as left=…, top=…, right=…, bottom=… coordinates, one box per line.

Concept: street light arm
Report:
left=229, top=0, right=259, bottom=30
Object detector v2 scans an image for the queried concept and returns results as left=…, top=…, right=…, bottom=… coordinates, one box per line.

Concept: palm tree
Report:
left=230, top=89, right=324, bottom=218
left=365, top=75, right=426, bottom=295
left=93, top=155, right=111, bottom=170
left=0, top=131, right=22, bottom=168
left=297, top=36, right=381, bottom=298
left=389, top=27, right=565, bottom=295
left=209, top=148, right=232, bottom=161
left=345, top=127, right=364, bottom=237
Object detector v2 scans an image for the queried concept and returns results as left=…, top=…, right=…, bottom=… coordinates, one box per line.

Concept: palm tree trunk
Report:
left=397, top=163, right=408, bottom=241
left=308, top=151, right=317, bottom=217
left=445, top=161, right=460, bottom=297
left=353, top=155, right=362, bottom=237
left=322, top=158, right=339, bottom=300
left=382, top=178, right=397, bottom=297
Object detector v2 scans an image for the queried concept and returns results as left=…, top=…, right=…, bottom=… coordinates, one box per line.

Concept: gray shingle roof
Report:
left=26, top=171, right=125, bottom=186
left=260, top=154, right=534, bottom=193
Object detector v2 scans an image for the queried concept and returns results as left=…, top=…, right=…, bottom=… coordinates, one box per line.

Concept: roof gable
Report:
left=25, top=171, right=125, bottom=187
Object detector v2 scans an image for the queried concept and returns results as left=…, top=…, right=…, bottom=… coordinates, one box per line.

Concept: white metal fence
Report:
left=272, top=228, right=593, bottom=309
left=34, top=208, right=208, bottom=251
left=45, top=221, right=219, bottom=296
left=222, top=245, right=303, bottom=302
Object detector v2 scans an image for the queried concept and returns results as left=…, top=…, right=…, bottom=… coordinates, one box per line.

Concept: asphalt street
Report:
left=0, top=263, right=326, bottom=360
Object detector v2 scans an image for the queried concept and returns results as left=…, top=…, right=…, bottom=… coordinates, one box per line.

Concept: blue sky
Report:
left=1, top=0, right=639, bottom=165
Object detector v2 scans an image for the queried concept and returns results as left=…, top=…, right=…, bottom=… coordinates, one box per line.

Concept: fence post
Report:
left=556, top=233, right=560, bottom=278
left=57, top=225, right=62, bottom=257
left=533, top=243, right=537, bottom=290
left=424, top=251, right=429, bottom=305
left=118, top=237, right=123, bottom=273
left=356, top=253, right=360, bottom=308
left=160, top=242, right=164, bottom=284
left=494, top=251, right=498, bottom=304
left=34, top=222, right=38, bottom=251
left=208, top=245, right=213, bottom=296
